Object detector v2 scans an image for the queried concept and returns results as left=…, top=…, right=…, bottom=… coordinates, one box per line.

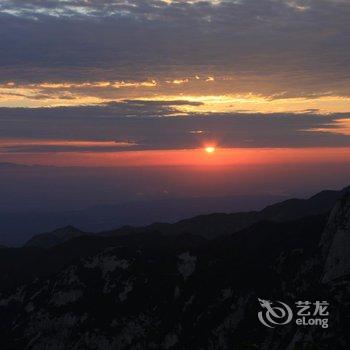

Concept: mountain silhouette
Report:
left=0, top=188, right=349, bottom=349
left=100, top=187, right=349, bottom=240
left=25, top=225, right=86, bottom=249
left=24, top=187, right=346, bottom=247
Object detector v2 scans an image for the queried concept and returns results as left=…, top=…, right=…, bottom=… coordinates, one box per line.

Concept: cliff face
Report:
left=0, top=196, right=349, bottom=349
left=321, top=194, right=350, bottom=283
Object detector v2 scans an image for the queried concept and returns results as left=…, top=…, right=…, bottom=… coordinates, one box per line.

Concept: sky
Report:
left=0, top=0, right=350, bottom=112
left=1, top=0, right=350, bottom=223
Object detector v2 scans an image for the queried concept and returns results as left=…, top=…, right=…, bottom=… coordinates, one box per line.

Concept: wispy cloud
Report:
left=0, top=139, right=137, bottom=153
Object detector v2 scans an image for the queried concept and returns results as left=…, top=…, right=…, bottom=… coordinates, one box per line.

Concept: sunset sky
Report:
left=1, top=0, right=350, bottom=216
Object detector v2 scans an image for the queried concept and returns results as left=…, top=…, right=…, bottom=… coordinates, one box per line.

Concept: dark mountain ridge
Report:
left=0, top=193, right=289, bottom=246
left=23, top=186, right=347, bottom=249
left=0, top=188, right=349, bottom=349
left=25, top=225, right=86, bottom=249
left=96, top=186, right=348, bottom=240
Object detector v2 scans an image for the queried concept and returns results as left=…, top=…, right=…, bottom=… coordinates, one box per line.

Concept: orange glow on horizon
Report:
left=1, top=147, right=350, bottom=168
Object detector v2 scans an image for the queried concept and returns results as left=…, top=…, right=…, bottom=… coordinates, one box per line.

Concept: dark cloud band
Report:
left=0, top=100, right=349, bottom=152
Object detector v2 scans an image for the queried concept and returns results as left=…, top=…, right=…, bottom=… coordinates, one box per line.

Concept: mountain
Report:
left=25, top=225, right=87, bottom=249
left=0, top=193, right=349, bottom=349
left=21, top=187, right=347, bottom=248
left=320, top=193, right=350, bottom=283
left=105, top=187, right=346, bottom=239
left=259, top=188, right=344, bottom=220
left=0, top=194, right=288, bottom=246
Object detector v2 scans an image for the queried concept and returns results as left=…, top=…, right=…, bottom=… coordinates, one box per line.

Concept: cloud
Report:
left=0, top=139, right=137, bottom=153
left=0, top=0, right=350, bottom=102
left=0, top=100, right=349, bottom=153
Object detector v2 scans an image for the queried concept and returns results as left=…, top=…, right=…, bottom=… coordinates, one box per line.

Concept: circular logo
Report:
left=258, top=298, right=293, bottom=328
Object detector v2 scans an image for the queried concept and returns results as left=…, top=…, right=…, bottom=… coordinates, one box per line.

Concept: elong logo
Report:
left=258, top=298, right=329, bottom=329
left=258, top=299, right=293, bottom=328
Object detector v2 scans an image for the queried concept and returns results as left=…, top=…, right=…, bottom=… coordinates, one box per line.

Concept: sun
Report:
left=205, top=146, right=216, bottom=154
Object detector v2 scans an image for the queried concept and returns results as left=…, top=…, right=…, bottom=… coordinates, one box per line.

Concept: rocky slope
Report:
left=321, top=193, right=350, bottom=283
left=0, top=193, right=349, bottom=349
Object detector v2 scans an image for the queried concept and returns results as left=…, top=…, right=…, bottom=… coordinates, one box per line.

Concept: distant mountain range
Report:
left=0, top=186, right=349, bottom=348
left=23, top=186, right=348, bottom=248
left=25, top=226, right=86, bottom=249
left=0, top=194, right=291, bottom=247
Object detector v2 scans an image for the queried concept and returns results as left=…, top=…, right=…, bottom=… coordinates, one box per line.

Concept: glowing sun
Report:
left=205, top=146, right=216, bottom=154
